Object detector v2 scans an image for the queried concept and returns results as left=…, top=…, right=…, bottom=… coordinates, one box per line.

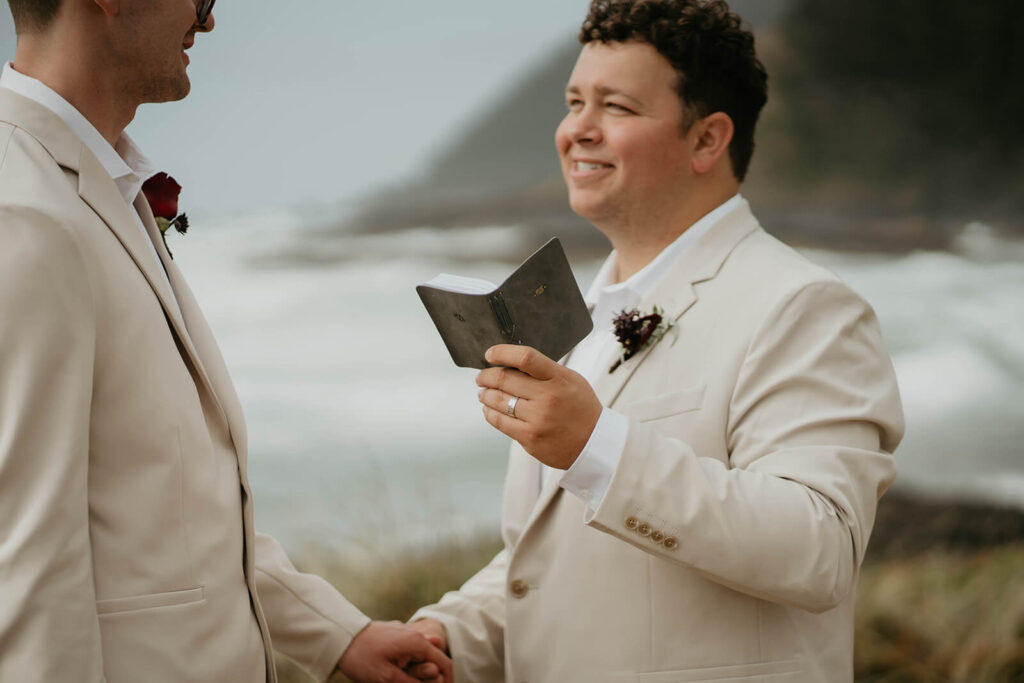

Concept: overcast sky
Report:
left=1, top=1, right=584, bottom=216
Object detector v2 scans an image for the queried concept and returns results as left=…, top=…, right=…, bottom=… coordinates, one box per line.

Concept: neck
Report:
left=13, top=34, right=136, bottom=147
left=606, top=181, right=738, bottom=283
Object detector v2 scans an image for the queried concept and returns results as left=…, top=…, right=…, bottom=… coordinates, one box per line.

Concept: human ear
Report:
left=690, top=112, right=734, bottom=175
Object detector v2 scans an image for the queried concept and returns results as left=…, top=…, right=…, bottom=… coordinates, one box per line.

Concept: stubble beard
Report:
left=132, top=61, right=191, bottom=104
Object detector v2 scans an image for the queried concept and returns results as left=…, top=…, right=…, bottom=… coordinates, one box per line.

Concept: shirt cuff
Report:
left=559, top=407, right=629, bottom=513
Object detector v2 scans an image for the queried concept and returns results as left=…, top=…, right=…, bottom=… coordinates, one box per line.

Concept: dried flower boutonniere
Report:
left=609, top=306, right=676, bottom=373
left=142, top=172, right=189, bottom=258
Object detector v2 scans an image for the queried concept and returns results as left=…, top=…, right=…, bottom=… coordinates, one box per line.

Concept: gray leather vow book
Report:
left=417, top=238, right=594, bottom=369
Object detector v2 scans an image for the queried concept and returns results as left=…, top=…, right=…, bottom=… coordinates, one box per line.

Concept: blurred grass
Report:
left=855, top=545, right=1024, bottom=682
left=276, top=534, right=1024, bottom=683
left=276, top=532, right=503, bottom=683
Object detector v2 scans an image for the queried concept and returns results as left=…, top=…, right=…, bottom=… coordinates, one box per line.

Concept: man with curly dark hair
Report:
left=413, top=1, right=903, bottom=681
left=577, top=0, right=767, bottom=182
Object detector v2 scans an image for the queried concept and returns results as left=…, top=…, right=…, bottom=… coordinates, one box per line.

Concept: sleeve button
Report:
left=663, top=537, right=679, bottom=550
left=650, top=530, right=665, bottom=544
left=624, top=516, right=639, bottom=530
left=637, top=523, right=652, bottom=537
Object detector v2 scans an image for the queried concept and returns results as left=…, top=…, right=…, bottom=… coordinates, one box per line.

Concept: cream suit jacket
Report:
left=413, top=199, right=904, bottom=682
left=0, top=89, right=369, bottom=683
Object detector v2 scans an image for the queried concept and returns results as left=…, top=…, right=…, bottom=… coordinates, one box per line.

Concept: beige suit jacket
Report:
left=0, top=89, right=369, bottom=683
left=414, top=200, right=904, bottom=682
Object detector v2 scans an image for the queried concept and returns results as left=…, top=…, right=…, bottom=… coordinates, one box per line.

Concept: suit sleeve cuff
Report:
left=559, top=407, right=629, bottom=513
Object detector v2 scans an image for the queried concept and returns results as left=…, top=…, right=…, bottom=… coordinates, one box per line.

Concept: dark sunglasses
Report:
left=197, top=0, right=216, bottom=26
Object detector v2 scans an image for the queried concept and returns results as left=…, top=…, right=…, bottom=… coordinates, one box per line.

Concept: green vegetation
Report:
left=276, top=533, right=1024, bottom=682
left=855, top=546, right=1024, bottom=682
left=276, top=533, right=503, bottom=683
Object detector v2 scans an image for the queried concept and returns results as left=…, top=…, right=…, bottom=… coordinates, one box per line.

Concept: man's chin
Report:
left=146, top=78, right=191, bottom=104
left=569, top=195, right=610, bottom=224
left=168, top=71, right=192, bottom=101
left=170, top=80, right=191, bottom=102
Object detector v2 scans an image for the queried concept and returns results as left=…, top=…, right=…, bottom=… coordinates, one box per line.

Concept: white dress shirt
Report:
left=551, top=194, right=744, bottom=511
left=1, top=62, right=178, bottom=305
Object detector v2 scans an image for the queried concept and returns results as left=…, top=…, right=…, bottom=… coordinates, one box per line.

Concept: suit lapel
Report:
left=592, top=201, right=761, bottom=410
left=590, top=282, right=699, bottom=409
left=519, top=459, right=566, bottom=538
left=136, top=197, right=249, bottom=466
left=78, top=160, right=241, bottom=443
left=78, top=147, right=245, bottom=463
left=76, top=152, right=194, bottom=343
left=502, top=444, right=544, bottom=547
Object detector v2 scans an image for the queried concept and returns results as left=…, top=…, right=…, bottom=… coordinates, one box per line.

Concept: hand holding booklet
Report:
left=416, top=238, right=593, bottom=369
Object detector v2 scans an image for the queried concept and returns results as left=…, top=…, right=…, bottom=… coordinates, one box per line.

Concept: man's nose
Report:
left=566, top=109, right=602, bottom=145
left=569, top=112, right=598, bottom=145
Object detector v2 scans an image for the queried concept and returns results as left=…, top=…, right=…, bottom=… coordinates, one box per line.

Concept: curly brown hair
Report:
left=579, top=0, right=767, bottom=181
left=7, top=0, right=62, bottom=33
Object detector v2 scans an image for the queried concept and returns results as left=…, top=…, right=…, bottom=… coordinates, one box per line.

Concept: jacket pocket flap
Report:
left=97, top=586, right=205, bottom=615
left=626, top=386, right=705, bottom=422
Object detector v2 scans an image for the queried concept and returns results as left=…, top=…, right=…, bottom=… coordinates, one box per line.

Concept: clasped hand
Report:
left=476, top=344, right=603, bottom=469
left=338, top=620, right=451, bottom=683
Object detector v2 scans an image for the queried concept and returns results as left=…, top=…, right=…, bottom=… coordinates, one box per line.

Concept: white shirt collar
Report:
left=1, top=61, right=155, bottom=205
left=585, top=193, right=744, bottom=307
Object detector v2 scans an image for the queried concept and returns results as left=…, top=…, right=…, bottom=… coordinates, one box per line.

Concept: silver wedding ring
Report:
left=506, top=396, right=519, bottom=418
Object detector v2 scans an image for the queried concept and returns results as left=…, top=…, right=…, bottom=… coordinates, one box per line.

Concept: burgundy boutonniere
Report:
left=609, top=306, right=676, bottom=373
left=142, top=172, right=189, bottom=258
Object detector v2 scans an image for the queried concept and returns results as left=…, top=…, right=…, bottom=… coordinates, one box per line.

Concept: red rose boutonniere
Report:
left=609, top=306, right=676, bottom=373
left=142, top=172, right=189, bottom=258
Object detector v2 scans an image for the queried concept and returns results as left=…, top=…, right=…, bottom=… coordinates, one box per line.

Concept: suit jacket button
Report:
left=663, top=536, right=679, bottom=550
left=637, top=522, right=652, bottom=537
left=650, top=530, right=665, bottom=543
left=510, top=579, right=529, bottom=598
left=624, top=516, right=639, bottom=530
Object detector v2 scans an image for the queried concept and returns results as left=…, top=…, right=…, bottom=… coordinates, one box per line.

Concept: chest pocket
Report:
left=624, top=386, right=705, bottom=422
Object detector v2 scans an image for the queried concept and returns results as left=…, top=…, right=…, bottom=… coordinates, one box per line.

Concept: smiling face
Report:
left=555, top=41, right=697, bottom=233
left=113, top=0, right=214, bottom=103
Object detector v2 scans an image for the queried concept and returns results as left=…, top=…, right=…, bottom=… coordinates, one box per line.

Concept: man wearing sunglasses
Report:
left=0, top=2, right=450, bottom=682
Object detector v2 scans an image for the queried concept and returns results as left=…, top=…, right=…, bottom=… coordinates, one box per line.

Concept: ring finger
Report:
left=479, top=388, right=529, bottom=421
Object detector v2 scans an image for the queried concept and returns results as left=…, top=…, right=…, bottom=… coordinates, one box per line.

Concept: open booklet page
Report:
left=420, top=273, right=497, bottom=295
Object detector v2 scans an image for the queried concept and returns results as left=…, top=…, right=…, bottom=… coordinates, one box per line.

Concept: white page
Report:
left=422, top=273, right=497, bottom=294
